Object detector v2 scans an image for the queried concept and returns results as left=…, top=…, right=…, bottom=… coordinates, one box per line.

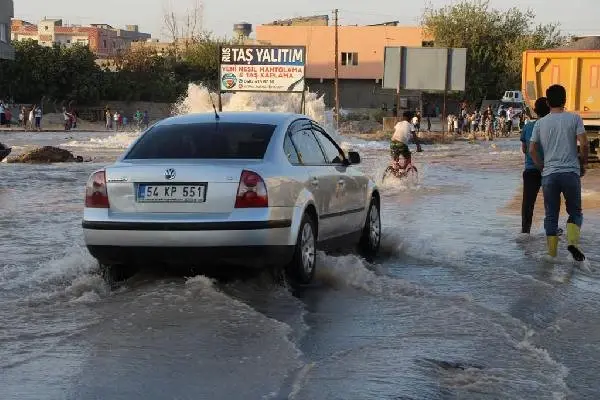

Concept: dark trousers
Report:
left=522, top=169, right=542, bottom=233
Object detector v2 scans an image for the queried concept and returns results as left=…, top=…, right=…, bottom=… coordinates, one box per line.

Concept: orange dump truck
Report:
left=522, top=49, right=600, bottom=160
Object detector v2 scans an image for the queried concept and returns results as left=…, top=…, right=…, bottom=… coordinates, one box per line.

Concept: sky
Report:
left=14, top=0, right=600, bottom=41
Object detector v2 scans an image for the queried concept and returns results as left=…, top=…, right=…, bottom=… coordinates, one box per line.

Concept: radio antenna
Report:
left=208, top=93, right=220, bottom=121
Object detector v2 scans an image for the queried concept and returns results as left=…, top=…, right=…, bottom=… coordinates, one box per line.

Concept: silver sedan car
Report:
left=82, top=111, right=381, bottom=284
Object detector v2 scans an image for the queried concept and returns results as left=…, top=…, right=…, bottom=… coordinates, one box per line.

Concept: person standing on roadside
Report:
left=34, top=105, right=42, bottom=131
left=520, top=97, right=550, bottom=235
left=530, top=84, right=589, bottom=261
left=142, top=110, right=149, bottom=130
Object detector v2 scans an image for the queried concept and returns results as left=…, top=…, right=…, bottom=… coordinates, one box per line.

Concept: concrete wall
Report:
left=306, top=79, right=423, bottom=110
left=0, top=0, right=14, bottom=60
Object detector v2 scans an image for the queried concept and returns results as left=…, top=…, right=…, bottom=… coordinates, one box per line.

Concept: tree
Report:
left=0, top=40, right=101, bottom=105
left=162, top=0, right=204, bottom=54
left=0, top=32, right=227, bottom=106
left=180, top=32, right=230, bottom=90
left=421, top=0, right=566, bottom=102
left=106, top=46, right=185, bottom=102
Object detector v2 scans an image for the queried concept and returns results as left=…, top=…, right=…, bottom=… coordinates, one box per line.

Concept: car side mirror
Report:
left=347, top=151, right=360, bottom=164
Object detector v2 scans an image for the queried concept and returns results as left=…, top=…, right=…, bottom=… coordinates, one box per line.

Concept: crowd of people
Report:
left=447, top=104, right=526, bottom=139
left=0, top=102, right=44, bottom=131
left=0, top=102, right=151, bottom=132
left=104, top=108, right=150, bottom=132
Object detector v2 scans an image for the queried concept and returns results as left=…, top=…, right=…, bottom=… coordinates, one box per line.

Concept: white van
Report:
left=501, top=90, right=525, bottom=103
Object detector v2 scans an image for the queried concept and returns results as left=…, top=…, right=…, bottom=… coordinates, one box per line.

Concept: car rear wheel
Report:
left=286, top=213, right=317, bottom=285
left=99, top=263, right=137, bottom=287
left=359, top=197, right=381, bottom=260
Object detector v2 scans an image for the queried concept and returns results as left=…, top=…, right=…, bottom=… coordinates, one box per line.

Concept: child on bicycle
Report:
left=391, top=111, right=422, bottom=169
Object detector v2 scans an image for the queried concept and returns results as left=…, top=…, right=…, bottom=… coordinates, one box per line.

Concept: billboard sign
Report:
left=382, top=46, right=467, bottom=92
left=219, top=45, right=306, bottom=92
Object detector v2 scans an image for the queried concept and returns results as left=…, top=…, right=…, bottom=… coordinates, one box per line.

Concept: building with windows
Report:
left=255, top=20, right=433, bottom=109
left=0, top=0, right=14, bottom=60
left=11, top=19, right=150, bottom=59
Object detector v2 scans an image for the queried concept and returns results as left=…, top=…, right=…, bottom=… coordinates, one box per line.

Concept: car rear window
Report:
left=125, top=122, right=276, bottom=159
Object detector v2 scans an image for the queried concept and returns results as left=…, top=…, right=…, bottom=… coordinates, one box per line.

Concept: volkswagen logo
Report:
left=165, top=168, right=176, bottom=180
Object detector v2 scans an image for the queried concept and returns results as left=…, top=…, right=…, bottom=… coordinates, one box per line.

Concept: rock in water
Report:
left=8, top=146, right=80, bottom=163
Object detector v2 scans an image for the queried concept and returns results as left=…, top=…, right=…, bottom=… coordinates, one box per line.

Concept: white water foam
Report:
left=62, top=132, right=139, bottom=150
left=61, top=83, right=342, bottom=151
left=24, top=248, right=108, bottom=305
left=316, top=252, right=429, bottom=298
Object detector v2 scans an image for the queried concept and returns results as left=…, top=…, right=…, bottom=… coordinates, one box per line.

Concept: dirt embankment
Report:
left=6, top=146, right=87, bottom=163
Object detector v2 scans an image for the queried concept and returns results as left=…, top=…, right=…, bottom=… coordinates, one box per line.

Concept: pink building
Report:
left=255, top=24, right=433, bottom=109
left=256, top=25, right=429, bottom=80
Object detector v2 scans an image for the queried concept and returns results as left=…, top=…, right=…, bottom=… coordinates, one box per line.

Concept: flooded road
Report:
left=1, top=126, right=599, bottom=399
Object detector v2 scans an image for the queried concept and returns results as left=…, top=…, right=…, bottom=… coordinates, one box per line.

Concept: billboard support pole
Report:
left=442, top=48, right=451, bottom=137
left=442, top=90, right=447, bottom=136
left=333, top=8, right=340, bottom=128
left=217, top=45, right=223, bottom=111
left=301, top=89, right=306, bottom=114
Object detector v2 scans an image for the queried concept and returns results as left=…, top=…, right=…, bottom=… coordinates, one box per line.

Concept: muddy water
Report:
left=1, top=130, right=599, bottom=400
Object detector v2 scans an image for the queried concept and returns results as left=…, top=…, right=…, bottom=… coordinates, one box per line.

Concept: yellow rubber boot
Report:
left=566, top=223, right=586, bottom=261
left=546, top=236, right=558, bottom=258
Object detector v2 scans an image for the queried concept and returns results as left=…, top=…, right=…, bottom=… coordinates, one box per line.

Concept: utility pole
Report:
left=333, top=8, right=339, bottom=128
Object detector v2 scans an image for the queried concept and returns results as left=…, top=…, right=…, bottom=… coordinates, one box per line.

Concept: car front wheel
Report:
left=359, top=197, right=381, bottom=260
left=286, top=213, right=317, bottom=285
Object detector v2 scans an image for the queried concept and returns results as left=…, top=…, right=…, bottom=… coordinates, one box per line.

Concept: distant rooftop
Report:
left=90, top=24, right=115, bottom=29
left=559, top=36, right=600, bottom=50
left=265, top=14, right=329, bottom=26
left=367, top=21, right=400, bottom=26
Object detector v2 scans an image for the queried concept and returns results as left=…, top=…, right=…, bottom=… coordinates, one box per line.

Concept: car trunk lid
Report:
left=105, top=159, right=261, bottom=214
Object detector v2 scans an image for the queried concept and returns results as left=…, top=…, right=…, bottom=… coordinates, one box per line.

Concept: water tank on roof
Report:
left=233, top=22, right=252, bottom=39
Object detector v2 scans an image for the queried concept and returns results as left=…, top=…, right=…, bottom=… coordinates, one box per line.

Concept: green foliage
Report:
left=369, top=109, right=388, bottom=123
left=421, top=0, right=566, bottom=102
left=342, top=112, right=370, bottom=122
left=0, top=35, right=230, bottom=105
left=0, top=40, right=102, bottom=104
left=181, top=33, right=229, bottom=91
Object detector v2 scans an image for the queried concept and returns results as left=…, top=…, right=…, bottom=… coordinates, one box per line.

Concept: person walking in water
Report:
left=530, top=84, right=589, bottom=261
left=520, top=97, right=550, bottom=235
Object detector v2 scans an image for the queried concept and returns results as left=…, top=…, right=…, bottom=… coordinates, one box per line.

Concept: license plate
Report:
left=136, top=183, right=207, bottom=203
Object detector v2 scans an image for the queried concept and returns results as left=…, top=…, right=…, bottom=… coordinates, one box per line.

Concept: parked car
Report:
left=82, top=111, right=381, bottom=284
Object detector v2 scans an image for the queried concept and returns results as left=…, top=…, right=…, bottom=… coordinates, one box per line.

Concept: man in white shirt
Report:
left=530, top=84, right=588, bottom=260
left=391, top=111, right=421, bottom=169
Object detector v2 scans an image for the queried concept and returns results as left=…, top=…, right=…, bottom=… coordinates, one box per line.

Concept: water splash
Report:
left=61, top=83, right=339, bottom=151
left=173, top=83, right=327, bottom=125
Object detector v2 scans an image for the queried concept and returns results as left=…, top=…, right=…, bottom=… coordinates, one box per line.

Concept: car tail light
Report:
left=235, top=170, right=268, bottom=208
left=85, top=170, right=109, bottom=208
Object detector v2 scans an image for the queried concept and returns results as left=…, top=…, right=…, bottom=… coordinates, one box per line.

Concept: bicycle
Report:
left=382, top=158, right=418, bottom=183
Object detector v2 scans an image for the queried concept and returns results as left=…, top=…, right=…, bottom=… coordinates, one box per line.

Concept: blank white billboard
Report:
left=382, top=47, right=467, bottom=92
